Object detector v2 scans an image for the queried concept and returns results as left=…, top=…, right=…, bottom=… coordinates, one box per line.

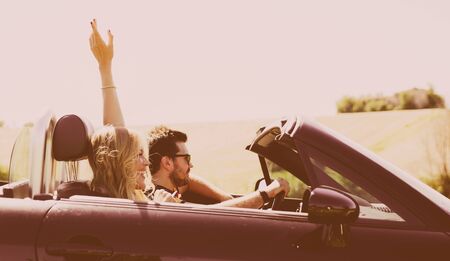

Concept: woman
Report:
left=88, top=20, right=178, bottom=202
left=88, top=19, right=233, bottom=202
left=88, top=125, right=145, bottom=200
left=88, top=19, right=290, bottom=207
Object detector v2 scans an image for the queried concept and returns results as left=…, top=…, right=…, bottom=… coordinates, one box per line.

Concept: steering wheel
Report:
left=270, top=191, right=286, bottom=211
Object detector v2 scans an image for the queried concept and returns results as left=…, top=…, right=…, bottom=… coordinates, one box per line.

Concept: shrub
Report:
left=337, top=87, right=446, bottom=113
left=427, top=88, right=446, bottom=108
left=336, top=97, right=355, bottom=113
left=0, top=164, right=8, bottom=182
left=396, top=91, right=415, bottom=110
left=423, top=111, right=450, bottom=198
left=352, top=99, right=366, bottom=112
left=365, top=98, right=389, bottom=112
left=422, top=174, right=450, bottom=198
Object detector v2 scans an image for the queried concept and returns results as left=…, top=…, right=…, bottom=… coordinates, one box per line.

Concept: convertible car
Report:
left=0, top=112, right=449, bottom=260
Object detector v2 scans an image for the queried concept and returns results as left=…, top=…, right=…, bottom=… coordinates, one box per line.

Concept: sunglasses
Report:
left=173, top=154, right=191, bottom=164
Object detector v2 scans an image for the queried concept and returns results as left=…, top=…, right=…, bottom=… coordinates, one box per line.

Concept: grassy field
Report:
left=318, top=109, right=449, bottom=179
left=1, top=109, right=448, bottom=194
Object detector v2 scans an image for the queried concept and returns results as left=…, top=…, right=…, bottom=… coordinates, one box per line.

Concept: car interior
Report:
left=0, top=113, right=302, bottom=211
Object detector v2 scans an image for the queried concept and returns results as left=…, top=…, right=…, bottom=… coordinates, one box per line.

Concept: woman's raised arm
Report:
left=89, top=19, right=125, bottom=127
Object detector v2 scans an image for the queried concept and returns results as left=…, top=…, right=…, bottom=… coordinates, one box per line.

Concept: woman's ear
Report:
left=161, top=156, right=173, bottom=170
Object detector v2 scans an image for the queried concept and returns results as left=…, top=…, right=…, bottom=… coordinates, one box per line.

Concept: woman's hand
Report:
left=89, top=19, right=114, bottom=70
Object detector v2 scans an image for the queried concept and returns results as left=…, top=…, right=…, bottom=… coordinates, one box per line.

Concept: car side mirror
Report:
left=307, top=186, right=359, bottom=224
left=304, top=186, right=359, bottom=248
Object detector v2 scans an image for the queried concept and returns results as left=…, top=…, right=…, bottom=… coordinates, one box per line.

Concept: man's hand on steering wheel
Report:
left=260, top=178, right=290, bottom=210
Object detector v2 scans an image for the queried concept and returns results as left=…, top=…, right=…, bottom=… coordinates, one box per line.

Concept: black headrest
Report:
left=52, top=114, right=93, bottom=161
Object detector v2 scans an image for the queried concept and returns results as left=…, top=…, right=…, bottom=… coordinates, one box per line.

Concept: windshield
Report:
left=265, top=158, right=308, bottom=198
left=8, top=126, right=33, bottom=183
left=308, top=155, right=404, bottom=222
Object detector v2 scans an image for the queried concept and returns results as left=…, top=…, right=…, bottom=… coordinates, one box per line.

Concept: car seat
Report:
left=52, top=114, right=94, bottom=199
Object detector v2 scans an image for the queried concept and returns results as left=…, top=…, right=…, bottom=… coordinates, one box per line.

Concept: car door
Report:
left=301, top=144, right=450, bottom=260
left=0, top=197, right=55, bottom=260
left=37, top=196, right=349, bottom=261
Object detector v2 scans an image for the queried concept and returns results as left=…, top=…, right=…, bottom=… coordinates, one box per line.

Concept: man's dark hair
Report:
left=147, top=126, right=187, bottom=174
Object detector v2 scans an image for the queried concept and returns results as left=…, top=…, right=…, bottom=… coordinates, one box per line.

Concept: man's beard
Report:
left=169, top=168, right=190, bottom=187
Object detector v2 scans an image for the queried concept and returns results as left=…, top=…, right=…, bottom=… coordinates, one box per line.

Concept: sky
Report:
left=0, top=0, right=449, bottom=127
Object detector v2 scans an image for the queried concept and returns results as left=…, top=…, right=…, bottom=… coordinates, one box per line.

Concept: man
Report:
left=89, top=19, right=289, bottom=208
left=146, top=126, right=233, bottom=203
left=146, top=125, right=289, bottom=208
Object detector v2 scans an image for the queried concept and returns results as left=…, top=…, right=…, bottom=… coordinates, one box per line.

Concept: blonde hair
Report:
left=88, top=126, right=143, bottom=200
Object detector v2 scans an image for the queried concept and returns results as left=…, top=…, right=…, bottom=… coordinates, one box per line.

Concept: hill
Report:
left=134, top=109, right=449, bottom=194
